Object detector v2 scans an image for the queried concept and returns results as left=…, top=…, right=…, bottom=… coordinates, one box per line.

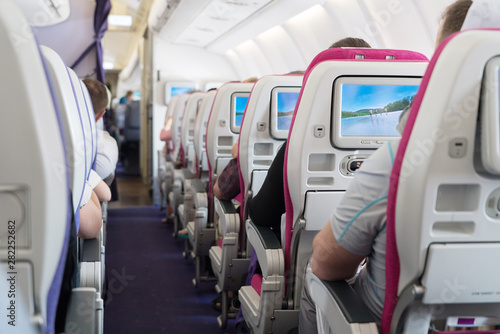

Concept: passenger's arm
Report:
left=88, top=169, right=112, bottom=202
left=93, top=179, right=112, bottom=202
left=160, top=116, right=173, bottom=142
left=311, top=221, right=365, bottom=281
left=231, top=141, right=238, bottom=159
left=213, top=179, right=223, bottom=200
left=213, top=157, right=240, bottom=200
left=78, top=190, right=103, bottom=239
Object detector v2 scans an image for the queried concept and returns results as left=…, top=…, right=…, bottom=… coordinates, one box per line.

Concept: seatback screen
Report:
left=332, top=77, right=421, bottom=148
left=270, top=87, right=301, bottom=139
left=340, top=84, right=419, bottom=137
left=277, top=92, right=300, bottom=131
left=231, top=93, right=250, bottom=133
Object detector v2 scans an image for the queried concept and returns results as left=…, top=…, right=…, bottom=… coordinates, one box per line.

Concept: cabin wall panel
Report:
left=254, top=31, right=292, bottom=75
left=283, top=5, right=335, bottom=64
left=322, top=0, right=382, bottom=48
left=233, top=40, right=274, bottom=79
left=360, top=0, right=433, bottom=58
left=154, top=38, right=236, bottom=102
left=225, top=50, right=249, bottom=81
left=255, top=26, right=307, bottom=74
left=413, top=0, right=454, bottom=48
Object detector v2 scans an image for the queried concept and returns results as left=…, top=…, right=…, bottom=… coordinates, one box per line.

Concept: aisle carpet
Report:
left=103, top=206, right=232, bottom=333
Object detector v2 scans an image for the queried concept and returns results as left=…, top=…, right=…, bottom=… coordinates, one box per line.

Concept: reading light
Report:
left=103, top=62, right=114, bottom=70
left=109, top=15, right=133, bottom=27
left=175, top=0, right=273, bottom=47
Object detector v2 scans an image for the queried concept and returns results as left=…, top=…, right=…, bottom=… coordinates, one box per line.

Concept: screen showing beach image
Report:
left=234, top=96, right=249, bottom=127
left=171, top=86, right=193, bottom=97
left=340, top=84, right=420, bottom=137
left=277, top=92, right=300, bottom=130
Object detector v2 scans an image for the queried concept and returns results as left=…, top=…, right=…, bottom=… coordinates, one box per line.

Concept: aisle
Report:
left=103, top=206, right=229, bottom=333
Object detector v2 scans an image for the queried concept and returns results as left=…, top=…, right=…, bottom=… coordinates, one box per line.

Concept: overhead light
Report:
left=197, top=27, right=215, bottom=32
left=175, top=0, right=273, bottom=47
left=103, top=62, right=114, bottom=70
left=108, top=15, right=133, bottom=27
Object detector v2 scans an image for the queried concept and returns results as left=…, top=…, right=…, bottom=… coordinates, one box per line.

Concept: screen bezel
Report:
left=481, top=56, right=500, bottom=175
left=230, top=92, right=250, bottom=134
left=164, top=82, right=196, bottom=105
left=331, top=76, right=421, bottom=149
left=270, top=86, right=301, bottom=140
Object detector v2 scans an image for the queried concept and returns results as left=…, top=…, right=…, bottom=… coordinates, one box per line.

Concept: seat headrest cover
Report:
left=283, top=48, right=429, bottom=281
left=461, top=0, right=500, bottom=31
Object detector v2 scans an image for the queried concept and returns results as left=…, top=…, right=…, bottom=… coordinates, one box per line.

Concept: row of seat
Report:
left=159, top=28, right=500, bottom=333
left=0, top=1, right=110, bottom=333
left=159, top=48, right=427, bottom=330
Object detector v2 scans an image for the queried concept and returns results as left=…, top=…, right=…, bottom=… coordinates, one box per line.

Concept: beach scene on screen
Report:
left=340, top=84, right=419, bottom=137
left=277, top=92, right=300, bottom=130
left=234, top=96, right=249, bottom=127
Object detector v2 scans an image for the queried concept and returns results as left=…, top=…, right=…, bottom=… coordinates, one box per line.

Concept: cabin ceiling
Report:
left=19, top=0, right=455, bottom=78
left=103, top=0, right=152, bottom=70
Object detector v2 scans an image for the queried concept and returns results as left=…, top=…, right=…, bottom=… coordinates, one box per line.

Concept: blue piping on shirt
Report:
left=337, top=195, right=388, bottom=242
left=388, top=141, right=394, bottom=164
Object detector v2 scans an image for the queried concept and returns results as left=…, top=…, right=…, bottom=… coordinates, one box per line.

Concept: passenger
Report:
left=300, top=1, right=473, bottom=332
left=77, top=78, right=116, bottom=239
left=83, top=78, right=119, bottom=189
left=119, top=90, right=134, bottom=104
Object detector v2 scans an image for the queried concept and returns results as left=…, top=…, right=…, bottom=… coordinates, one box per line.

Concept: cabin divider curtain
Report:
left=70, top=0, right=112, bottom=83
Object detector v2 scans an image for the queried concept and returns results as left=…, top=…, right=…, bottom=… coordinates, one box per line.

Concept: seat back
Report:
left=194, top=90, right=216, bottom=179
left=384, top=29, right=500, bottom=333
left=206, top=82, right=254, bottom=181
left=239, top=75, right=303, bottom=213
left=41, top=46, right=87, bottom=215
left=68, top=70, right=94, bottom=180
left=206, top=82, right=254, bottom=220
left=124, top=100, right=141, bottom=142
left=181, top=92, right=206, bottom=170
left=284, top=48, right=428, bottom=305
left=162, top=95, right=180, bottom=156
left=170, top=94, right=191, bottom=162
left=165, top=95, right=180, bottom=122
left=0, top=1, right=70, bottom=333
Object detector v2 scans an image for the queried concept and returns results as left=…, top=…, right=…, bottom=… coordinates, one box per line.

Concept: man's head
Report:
left=126, top=90, right=134, bottom=102
left=329, top=37, right=371, bottom=49
left=83, top=78, right=109, bottom=121
left=436, top=0, right=473, bottom=48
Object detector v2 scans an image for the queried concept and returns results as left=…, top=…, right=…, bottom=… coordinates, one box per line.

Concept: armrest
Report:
left=191, top=178, right=206, bottom=193
left=246, top=220, right=284, bottom=278
left=182, top=168, right=195, bottom=180
left=191, top=179, right=208, bottom=209
left=217, top=198, right=238, bottom=214
left=65, top=287, right=103, bottom=334
left=247, top=220, right=281, bottom=249
left=214, top=198, right=240, bottom=235
left=80, top=232, right=102, bottom=262
left=306, top=271, right=378, bottom=333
